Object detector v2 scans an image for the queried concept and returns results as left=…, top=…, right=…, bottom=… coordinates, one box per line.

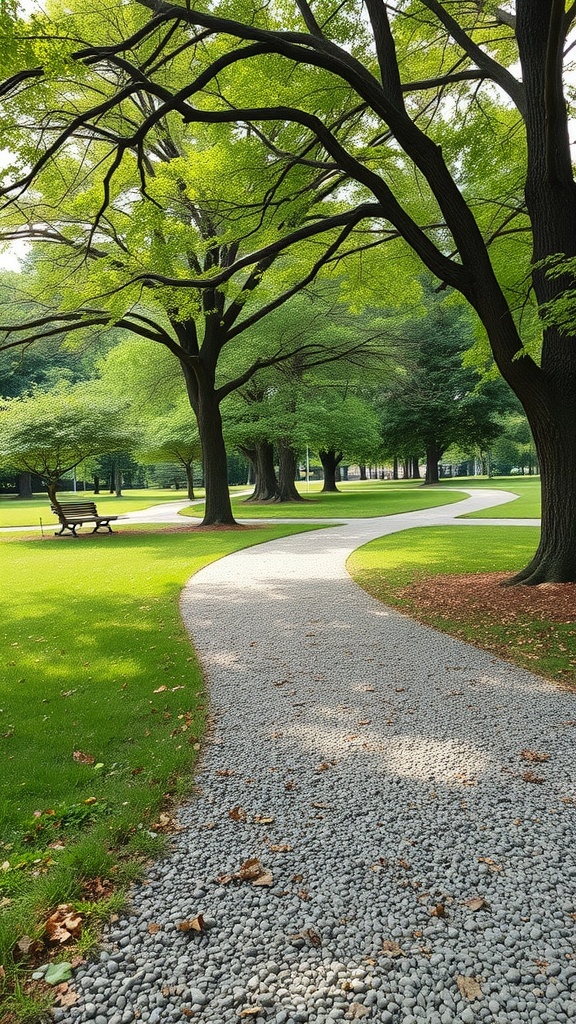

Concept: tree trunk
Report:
left=508, top=410, right=576, bottom=583
left=494, top=1, right=576, bottom=581
left=411, top=456, right=421, bottom=480
left=47, top=479, right=60, bottom=509
left=184, top=462, right=195, bottom=500
left=359, top=464, right=367, bottom=480
left=93, top=475, right=100, bottom=494
left=241, top=442, right=279, bottom=502
left=114, top=466, right=122, bottom=497
left=183, top=362, right=235, bottom=526
left=17, top=472, right=32, bottom=498
left=277, top=440, right=305, bottom=501
left=425, top=444, right=441, bottom=484
left=402, top=459, right=410, bottom=479
left=319, top=449, right=342, bottom=492
left=392, top=457, right=399, bottom=480
left=197, top=388, right=235, bottom=525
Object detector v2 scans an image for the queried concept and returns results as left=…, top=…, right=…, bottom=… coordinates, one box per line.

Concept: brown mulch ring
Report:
left=400, top=572, right=576, bottom=624
left=396, top=572, right=576, bottom=685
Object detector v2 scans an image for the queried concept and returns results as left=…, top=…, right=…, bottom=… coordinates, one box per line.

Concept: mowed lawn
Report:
left=347, top=525, right=576, bottom=684
left=453, top=475, right=541, bottom=518
left=0, top=489, right=201, bottom=529
left=0, top=523, right=319, bottom=985
left=181, top=481, right=467, bottom=520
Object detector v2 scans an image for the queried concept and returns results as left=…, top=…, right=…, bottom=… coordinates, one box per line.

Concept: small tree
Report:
left=0, top=383, right=136, bottom=508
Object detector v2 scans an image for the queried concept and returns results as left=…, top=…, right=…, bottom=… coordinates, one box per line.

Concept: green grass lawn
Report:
left=347, top=525, right=576, bottom=683
left=451, top=475, right=541, bottom=518
left=0, top=521, right=320, bottom=1000
left=182, top=481, right=467, bottom=520
left=0, top=489, right=202, bottom=529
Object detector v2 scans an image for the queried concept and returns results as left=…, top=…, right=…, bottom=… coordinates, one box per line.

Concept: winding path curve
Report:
left=67, top=489, right=576, bottom=1024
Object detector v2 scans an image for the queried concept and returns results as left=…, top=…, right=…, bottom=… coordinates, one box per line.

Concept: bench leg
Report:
left=55, top=524, right=78, bottom=536
left=91, top=522, right=114, bottom=534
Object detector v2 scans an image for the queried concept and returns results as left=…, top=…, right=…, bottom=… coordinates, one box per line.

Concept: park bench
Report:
left=51, top=500, right=119, bottom=537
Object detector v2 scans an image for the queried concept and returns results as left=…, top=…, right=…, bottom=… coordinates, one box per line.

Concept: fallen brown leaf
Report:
left=464, top=896, right=489, bottom=912
left=228, top=806, right=247, bottom=822
left=522, top=770, right=545, bottom=783
left=45, top=904, right=83, bottom=944
left=253, top=815, right=275, bottom=824
left=456, top=975, right=482, bottom=1000
left=302, top=927, right=322, bottom=947
left=238, top=858, right=263, bottom=881
left=252, top=870, right=273, bottom=887
left=520, top=749, right=550, bottom=763
left=72, top=750, right=94, bottom=765
left=430, top=903, right=446, bottom=917
left=13, top=935, right=44, bottom=959
left=53, top=986, right=79, bottom=1007
left=266, top=842, right=292, bottom=853
left=238, top=1008, right=263, bottom=1017
left=381, top=939, right=404, bottom=958
left=478, top=857, right=502, bottom=872
left=148, top=923, right=162, bottom=935
left=177, top=915, right=205, bottom=933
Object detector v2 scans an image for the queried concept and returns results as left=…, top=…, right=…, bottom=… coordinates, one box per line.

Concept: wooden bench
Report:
left=51, top=501, right=119, bottom=537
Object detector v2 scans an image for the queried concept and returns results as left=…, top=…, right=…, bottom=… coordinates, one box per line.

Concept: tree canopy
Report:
left=0, top=382, right=136, bottom=505
left=0, top=1, right=574, bottom=579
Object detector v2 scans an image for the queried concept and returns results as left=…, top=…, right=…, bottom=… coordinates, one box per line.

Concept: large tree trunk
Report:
left=497, top=1, right=576, bottom=582
left=241, top=442, right=279, bottom=502
left=17, top=472, right=32, bottom=498
left=277, top=440, right=304, bottom=501
left=319, top=449, right=342, bottom=492
left=197, top=389, right=235, bottom=525
left=182, top=361, right=235, bottom=526
left=93, top=475, right=100, bottom=495
left=411, top=456, right=421, bottom=480
left=392, top=457, right=399, bottom=480
left=508, top=411, right=576, bottom=583
left=359, top=464, right=367, bottom=480
left=425, top=444, right=441, bottom=484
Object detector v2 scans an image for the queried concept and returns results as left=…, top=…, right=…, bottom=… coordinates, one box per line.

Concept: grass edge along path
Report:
left=347, top=524, right=576, bottom=686
left=0, top=522, right=322, bottom=1017
left=180, top=482, right=467, bottom=520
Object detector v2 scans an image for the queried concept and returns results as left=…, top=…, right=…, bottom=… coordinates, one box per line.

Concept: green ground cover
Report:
left=347, top=525, right=575, bottom=683
left=0, top=522, right=319, bottom=999
left=451, top=476, right=541, bottom=518
left=0, top=490, right=201, bottom=529
left=181, top=482, right=466, bottom=520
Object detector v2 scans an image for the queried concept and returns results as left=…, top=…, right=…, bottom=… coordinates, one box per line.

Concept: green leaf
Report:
left=44, top=961, right=73, bottom=985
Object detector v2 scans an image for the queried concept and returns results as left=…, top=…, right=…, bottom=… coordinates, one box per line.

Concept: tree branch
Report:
left=364, top=0, right=405, bottom=109
left=418, top=0, right=525, bottom=114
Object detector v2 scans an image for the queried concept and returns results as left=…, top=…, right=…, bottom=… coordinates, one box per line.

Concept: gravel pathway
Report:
left=64, top=490, right=576, bottom=1024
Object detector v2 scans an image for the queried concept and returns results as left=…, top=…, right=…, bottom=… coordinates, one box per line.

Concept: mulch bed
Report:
left=400, top=572, right=576, bottom=624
